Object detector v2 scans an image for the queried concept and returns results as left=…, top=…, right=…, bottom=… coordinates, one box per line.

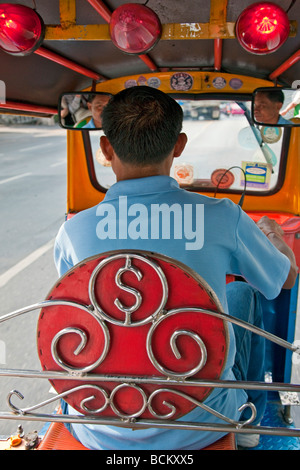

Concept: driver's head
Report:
left=254, top=89, right=284, bottom=124
left=87, top=93, right=111, bottom=127
left=101, top=86, right=183, bottom=165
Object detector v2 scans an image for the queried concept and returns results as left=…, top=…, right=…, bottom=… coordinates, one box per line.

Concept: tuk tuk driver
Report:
left=82, top=93, right=111, bottom=129
left=54, top=86, right=297, bottom=450
left=254, top=89, right=292, bottom=125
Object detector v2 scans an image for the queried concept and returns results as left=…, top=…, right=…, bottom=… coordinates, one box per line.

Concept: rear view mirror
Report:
left=58, top=92, right=112, bottom=130
left=252, top=87, right=300, bottom=127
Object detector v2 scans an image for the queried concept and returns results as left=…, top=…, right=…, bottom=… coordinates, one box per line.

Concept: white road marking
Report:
left=0, top=239, right=55, bottom=288
left=0, top=172, right=31, bottom=185
left=50, top=160, right=65, bottom=168
left=19, top=142, right=53, bottom=152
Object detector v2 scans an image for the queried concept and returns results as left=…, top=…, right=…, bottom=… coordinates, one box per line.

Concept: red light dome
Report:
left=110, top=3, right=162, bottom=54
left=0, top=3, right=44, bottom=56
left=235, top=2, right=290, bottom=54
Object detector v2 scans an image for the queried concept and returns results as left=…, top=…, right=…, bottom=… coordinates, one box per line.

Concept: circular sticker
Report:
left=211, top=169, right=235, bottom=188
left=137, top=76, right=147, bottom=86
left=125, top=79, right=137, bottom=88
left=212, top=77, right=226, bottom=89
left=147, top=77, right=161, bottom=88
left=260, top=126, right=282, bottom=144
left=170, top=73, right=193, bottom=91
left=229, top=78, right=243, bottom=90
left=174, top=164, right=194, bottom=185
left=95, top=147, right=111, bottom=167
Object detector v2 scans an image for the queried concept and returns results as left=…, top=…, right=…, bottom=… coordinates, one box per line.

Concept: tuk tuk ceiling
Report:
left=0, top=0, right=299, bottom=115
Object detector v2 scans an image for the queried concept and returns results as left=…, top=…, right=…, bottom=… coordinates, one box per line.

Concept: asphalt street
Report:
left=0, top=124, right=67, bottom=436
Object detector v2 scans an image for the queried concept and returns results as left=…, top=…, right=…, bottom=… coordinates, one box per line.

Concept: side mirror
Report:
left=252, top=87, right=300, bottom=127
left=58, top=92, right=112, bottom=130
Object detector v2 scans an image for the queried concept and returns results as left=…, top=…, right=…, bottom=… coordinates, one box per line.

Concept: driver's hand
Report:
left=256, top=216, right=284, bottom=238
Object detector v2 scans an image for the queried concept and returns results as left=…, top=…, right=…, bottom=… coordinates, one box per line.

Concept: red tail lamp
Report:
left=110, top=3, right=162, bottom=54
left=0, top=3, right=45, bottom=56
left=235, top=2, right=290, bottom=54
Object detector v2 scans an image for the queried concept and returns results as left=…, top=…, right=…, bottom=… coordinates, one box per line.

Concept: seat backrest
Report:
left=37, top=250, right=229, bottom=422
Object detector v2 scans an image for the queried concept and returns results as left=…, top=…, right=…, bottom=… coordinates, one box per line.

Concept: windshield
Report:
left=89, top=98, right=286, bottom=194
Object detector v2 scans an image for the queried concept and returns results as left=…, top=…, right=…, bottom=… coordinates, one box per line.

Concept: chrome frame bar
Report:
left=1, top=368, right=300, bottom=392
left=0, top=410, right=299, bottom=438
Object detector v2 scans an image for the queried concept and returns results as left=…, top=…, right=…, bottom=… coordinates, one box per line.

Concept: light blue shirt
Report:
left=54, top=175, right=290, bottom=450
left=82, top=118, right=95, bottom=128
left=277, top=115, right=292, bottom=125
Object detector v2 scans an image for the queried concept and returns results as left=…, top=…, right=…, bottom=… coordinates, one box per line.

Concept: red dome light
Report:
left=235, top=2, right=290, bottom=54
left=0, top=3, right=44, bottom=56
left=110, top=3, right=162, bottom=54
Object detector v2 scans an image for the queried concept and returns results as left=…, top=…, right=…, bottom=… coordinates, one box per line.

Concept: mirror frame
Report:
left=252, top=87, right=300, bottom=127
left=58, top=91, right=113, bottom=130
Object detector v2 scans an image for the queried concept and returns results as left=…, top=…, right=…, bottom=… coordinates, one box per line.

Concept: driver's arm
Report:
left=257, top=216, right=298, bottom=289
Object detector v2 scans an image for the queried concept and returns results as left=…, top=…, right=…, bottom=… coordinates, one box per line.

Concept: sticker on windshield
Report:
left=125, top=79, right=137, bottom=88
left=212, top=77, right=226, bottom=89
left=95, top=148, right=111, bottom=167
left=147, top=77, right=161, bottom=88
left=211, top=169, right=235, bottom=188
left=137, top=76, right=148, bottom=86
left=170, top=72, right=193, bottom=91
left=241, top=162, right=271, bottom=189
left=173, top=164, right=194, bottom=185
left=260, top=126, right=282, bottom=144
left=229, top=78, right=243, bottom=90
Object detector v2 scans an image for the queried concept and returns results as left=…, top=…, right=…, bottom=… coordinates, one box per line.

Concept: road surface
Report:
left=0, top=124, right=67, bottom=436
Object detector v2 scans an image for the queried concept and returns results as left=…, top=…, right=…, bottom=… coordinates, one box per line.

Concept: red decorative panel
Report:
left=37, top=251, right=228, bottom=420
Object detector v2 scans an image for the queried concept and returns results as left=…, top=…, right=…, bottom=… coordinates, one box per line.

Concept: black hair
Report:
left=258, top=89, right=285, bottom=104
left=101, top=86, right=183, bottom=165
left=87, top=93, right=111, bottom=103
